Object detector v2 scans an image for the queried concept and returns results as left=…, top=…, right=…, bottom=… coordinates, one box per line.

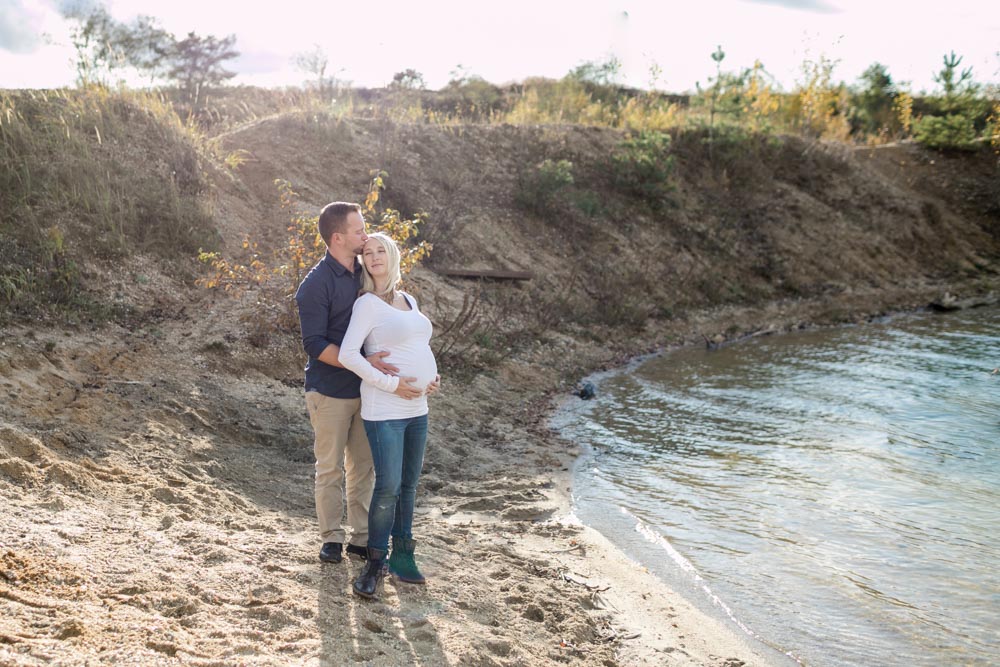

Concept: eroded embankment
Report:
left=2, top=111, right=998, bottom=666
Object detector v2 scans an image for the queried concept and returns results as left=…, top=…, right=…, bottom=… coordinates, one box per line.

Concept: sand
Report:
left=2, top=278, right=963, bottom=666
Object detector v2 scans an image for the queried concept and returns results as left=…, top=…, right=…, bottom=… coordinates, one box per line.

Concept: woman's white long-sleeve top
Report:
left=338, top=291, right=437, bottom=420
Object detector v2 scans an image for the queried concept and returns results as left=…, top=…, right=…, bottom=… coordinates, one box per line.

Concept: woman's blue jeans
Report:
left=363, top=414, right=428, bottom=552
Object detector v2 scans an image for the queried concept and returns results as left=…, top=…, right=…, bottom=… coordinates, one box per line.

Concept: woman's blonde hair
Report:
left=360, top=232, right=402, bottom=300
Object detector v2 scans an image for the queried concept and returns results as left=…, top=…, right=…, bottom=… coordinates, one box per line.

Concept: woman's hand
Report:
left=393, top=377, right=422, bottom=400
left=425, top=375, right=441, bottom=397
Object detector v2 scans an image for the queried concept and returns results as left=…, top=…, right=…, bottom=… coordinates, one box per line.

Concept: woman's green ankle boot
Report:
left=387, top=537, right=426, bottom=584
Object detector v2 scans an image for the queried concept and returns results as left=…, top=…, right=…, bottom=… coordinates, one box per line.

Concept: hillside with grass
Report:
left=3, top=85, right=998, bottom=350
left=1, top=84, right=998, bottom=665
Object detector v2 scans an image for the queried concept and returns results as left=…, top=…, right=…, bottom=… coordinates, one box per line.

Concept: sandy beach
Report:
left=2, top=270, right=968, bottom=666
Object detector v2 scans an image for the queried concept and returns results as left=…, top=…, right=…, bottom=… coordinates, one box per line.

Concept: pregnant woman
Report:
left=338, top=232, right=439, bottom=599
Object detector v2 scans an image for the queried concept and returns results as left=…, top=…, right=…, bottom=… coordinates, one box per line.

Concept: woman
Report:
left=338, top=232, right=439, bottom=599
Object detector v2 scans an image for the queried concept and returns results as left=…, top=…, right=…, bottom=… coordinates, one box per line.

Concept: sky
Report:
left=1, top=0, right=997, bottom=94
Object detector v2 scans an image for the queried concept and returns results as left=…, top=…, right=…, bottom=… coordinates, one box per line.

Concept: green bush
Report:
left=515, top=158, right=574, bottom=214
left=611, top=131, right=675, bottom=205
left=572, top=189, right=604, bottom=217
left=913, top=114, right=978, bottom=150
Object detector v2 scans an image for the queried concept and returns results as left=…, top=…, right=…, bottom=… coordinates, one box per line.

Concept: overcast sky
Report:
left=1, top=0, right=997, bottom=93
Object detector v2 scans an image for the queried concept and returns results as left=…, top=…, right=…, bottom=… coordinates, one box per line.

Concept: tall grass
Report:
left=0, top=86, right=216, bottom=320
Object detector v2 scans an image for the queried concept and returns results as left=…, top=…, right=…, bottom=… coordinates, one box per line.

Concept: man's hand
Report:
left=367, top=350, right=399, bottom=376
left=426, top=374, right=441, bottom=396
left=394, top=377, right=422, bottom=400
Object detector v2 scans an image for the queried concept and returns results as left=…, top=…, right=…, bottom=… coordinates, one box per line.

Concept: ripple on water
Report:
left=561, top=307, right=1000, bottom=667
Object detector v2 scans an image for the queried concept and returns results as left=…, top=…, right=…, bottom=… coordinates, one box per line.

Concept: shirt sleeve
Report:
left=338, top=296, right=400, bottom=393
left=295, top=275, right=333, bottom=360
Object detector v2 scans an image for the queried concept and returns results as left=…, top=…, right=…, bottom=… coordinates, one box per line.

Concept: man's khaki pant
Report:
left=305, top=392, right=374, bottom=546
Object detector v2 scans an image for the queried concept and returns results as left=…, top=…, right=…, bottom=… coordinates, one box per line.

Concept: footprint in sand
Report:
left=362, top=619, right=384, bottom=634
left=522, top=604, right=545, bottom=622
left=485, top=639, right=512, bottom=657
left=151, top=487, right=191, bottom=506
left=455, top=496, right=505, bottom=512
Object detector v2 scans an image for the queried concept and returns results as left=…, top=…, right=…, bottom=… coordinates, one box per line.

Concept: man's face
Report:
left=336, top=211, right=368, bottom=255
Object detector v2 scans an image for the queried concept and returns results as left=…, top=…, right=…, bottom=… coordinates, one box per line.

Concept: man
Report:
left=295, top=202, right=398, bottom=563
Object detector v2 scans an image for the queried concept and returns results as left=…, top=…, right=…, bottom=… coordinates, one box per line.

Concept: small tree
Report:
left=709, top=45, right=726, bottom=135
left=988, top=101, right=1000, bottom=162
left=65, top=5, right=126, bottom=85
left=742, top=60, right=781, bottom=132
left=118, top=16, right=172, bottom=84
left=390, top=69, right=425, bottom=90
left=64, top=4, right=172, bottom=86
left=853, top=62, right=897, bottom=139
left=934, top=51, right=977, bottom=113
left=913, top=114, right=978, bottom=151
left=567, top=56, right=622, bottom=86
left=793, top=54, right=851, bottom=141
left=166, top=32, right=239, bottom=109
left=293, top=44, right=333, bottom=95
left=694, top=47, right=751, bottom=143
left=197, top=173, right=431, bottom=337
left=893, top=91, right=914, bottom=137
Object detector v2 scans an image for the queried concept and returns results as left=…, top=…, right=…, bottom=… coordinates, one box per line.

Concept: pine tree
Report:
left=166, top=33, right=239, bottom=109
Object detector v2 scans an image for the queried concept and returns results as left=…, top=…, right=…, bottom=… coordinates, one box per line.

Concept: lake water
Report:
left=553, top=307, right=1000, bottom=666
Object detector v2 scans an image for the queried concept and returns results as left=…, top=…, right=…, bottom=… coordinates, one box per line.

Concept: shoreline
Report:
left=547, top=346, right=797, bottom=666
left=539, top=333, right=786, bottom=666
left=1, top=280, right=996, bottom=665
left=539, top=291, right=998, bottom=666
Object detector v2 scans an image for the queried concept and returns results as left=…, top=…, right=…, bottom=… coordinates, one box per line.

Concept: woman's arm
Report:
left=338, top=297, right=400, bottom=393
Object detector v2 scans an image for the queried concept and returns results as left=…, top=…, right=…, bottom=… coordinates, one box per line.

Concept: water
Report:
left=554, top=307, right=1000, bottom=666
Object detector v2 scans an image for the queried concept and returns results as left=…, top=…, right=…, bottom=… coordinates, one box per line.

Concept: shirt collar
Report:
left=323, top=252, right=361, bottom=277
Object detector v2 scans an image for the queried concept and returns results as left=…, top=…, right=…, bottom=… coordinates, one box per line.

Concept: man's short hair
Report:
left=318, top=202, right=363, bottom=246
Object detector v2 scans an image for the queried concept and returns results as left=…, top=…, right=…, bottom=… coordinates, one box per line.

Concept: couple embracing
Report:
left=294, top=201, right=439, bottom=600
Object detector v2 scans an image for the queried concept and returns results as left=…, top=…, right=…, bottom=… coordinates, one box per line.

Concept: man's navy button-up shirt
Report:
left=294, top=253, right=363, bottom=399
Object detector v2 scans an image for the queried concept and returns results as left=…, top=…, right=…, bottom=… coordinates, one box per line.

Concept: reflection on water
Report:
left=555, top=307, right=1000, bottom=667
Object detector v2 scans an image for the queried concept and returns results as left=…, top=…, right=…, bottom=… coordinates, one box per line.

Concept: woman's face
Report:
left=362, top=239, right=390, bottom=279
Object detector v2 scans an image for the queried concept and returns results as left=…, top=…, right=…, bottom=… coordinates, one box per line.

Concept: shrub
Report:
left=988, top=102, right=1000, bottom=161
left=572, top=190, right=604, bottom=217
left=515, top=159, right=574, bottom=214
left=790, top=54, right=851, bottom=141
left=618, top=96, right=681, bottom=132
left=198, top=171, right=431, bottom=340
left=913, top=114, right=978, bottom=150
left=506, top=78, right=615, bottom=126
left=610, top=131, right=675, bottom=204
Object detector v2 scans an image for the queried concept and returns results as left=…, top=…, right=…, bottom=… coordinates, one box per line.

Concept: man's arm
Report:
left=296, top=277, right=337, bottom=362
left=316, top=344, right=396, bottom=373
left=339, top=298, right=417, bottom=396
left=316, top=343, right=345, bottom=368
left=297, top=277, right=399, bottom=373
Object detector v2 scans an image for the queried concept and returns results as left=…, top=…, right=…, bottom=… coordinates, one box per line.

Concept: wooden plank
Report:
left=436, top=268, right=533, bottom=281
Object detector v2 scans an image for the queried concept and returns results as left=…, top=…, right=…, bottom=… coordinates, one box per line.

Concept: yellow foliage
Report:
left=794, top=55, right=851, bottom=141
left=505, top=80, right=613, bottom=126
left=362, top=170, right=432, bottom=277
left=893, top=92, right=914, bottom=137
left=987, top=101, right=1000, bottom=157
left=617, top=96, right=681, bottom=132
left=743, top=61, right=781, bottom=132
left=197, top=172, right=431, bottom=333
left=224, top=149, right=252, bottom=170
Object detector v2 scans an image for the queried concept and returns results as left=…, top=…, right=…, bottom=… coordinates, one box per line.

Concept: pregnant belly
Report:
left=394, top=351, right=437, bottom=390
